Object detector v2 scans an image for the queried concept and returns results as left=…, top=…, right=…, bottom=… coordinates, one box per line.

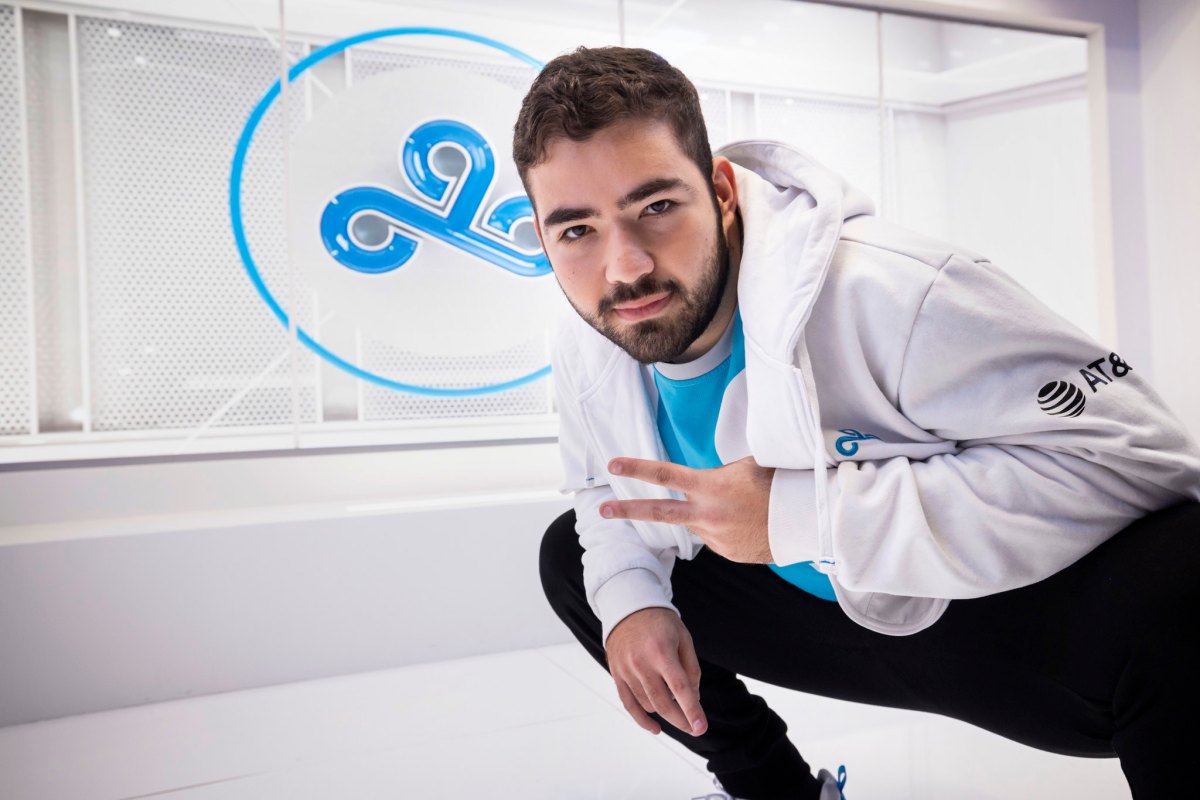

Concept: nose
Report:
left=603, top=224, right=654, bottom=287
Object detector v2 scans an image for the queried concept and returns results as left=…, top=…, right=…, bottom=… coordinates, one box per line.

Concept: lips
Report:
left=613, top=291, right=672, bottom=321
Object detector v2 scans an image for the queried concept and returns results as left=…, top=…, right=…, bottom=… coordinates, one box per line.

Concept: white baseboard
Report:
left=0, top=495, right=575, bottom=727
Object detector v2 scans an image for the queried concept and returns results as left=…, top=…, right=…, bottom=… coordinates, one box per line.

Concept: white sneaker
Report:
left=705, top=765, right=847, bottom=800
left=695, top=777, right=733, bottom=799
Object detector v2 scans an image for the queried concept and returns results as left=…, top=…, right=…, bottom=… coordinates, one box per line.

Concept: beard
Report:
left=566, top=208, right=731, bottom=365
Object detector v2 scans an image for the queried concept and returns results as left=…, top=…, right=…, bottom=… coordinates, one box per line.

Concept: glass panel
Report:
left=4, top=0, right=625, bottom=460
left=626, top=0, right=883, bottom=203
left=0, top=0, right=1101, bottom=460
left=882, top=14, right=1097, bottom=336
left=276, top=0, right=619, bottom=446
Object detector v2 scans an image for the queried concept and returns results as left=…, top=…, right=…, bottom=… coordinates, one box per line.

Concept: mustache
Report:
left=601, top=277, right=679, bottom=313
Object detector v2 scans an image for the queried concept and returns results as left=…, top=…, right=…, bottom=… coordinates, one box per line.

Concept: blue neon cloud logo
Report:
left=319, top=118, right=549, bottom=278
left=229, top=28, right=551, bottom=397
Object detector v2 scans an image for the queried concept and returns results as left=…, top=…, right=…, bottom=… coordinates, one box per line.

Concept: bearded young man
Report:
left=514, top=46, right=1200, bottom=800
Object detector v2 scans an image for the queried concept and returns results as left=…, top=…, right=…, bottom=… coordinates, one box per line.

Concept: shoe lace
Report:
left=834, top=764, right=848, bottom=798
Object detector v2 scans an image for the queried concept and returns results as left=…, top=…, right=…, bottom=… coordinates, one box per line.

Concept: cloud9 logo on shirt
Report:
left=835, top=429, right=880, bottom=456
left=319, top=118, right=548, bottom=278
left=1037, top=352, right=1132, bottom=417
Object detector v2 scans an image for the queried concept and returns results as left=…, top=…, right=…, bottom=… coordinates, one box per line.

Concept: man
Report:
left=513, top=46, right=1200, bottom=800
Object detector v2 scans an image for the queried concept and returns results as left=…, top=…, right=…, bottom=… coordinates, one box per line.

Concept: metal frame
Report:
left=14, top=6, right=39, bottom=436
left=65, top=11, right=90, bottom=434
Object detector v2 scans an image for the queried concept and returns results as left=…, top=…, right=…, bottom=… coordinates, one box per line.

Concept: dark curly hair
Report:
left=512, top=46, right=713, bottom=199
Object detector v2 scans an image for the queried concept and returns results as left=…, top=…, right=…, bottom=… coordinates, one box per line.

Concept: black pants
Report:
left=539, top=502, right=1200, bottom=800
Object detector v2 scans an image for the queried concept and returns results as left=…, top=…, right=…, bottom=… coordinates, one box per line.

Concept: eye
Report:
left=643, top=199, right=675, bottom=216
left=561, top=224, right=590, bottom=243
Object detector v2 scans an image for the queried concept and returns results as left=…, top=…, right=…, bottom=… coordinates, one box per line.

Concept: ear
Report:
left=533, top=212, right=546, bottom=252
left=528, top=181, right=549, bottom=253
left=711, top=157, right=738, bottom=233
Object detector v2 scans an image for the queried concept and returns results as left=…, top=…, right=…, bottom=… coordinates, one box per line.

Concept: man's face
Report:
left=526, top=117, right=736, bottom=364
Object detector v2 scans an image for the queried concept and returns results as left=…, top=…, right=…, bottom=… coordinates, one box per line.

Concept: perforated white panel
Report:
left=0, top=5, right=33, bottom=435
left=347, top=45, right=553, bottom=422
left=361, top=336, right=549, bottom=420
left=76, top=16, right=318, bottom=432
left=350, top=45, right=536, bottom=93
left=757, top=94, right=882, bottom=211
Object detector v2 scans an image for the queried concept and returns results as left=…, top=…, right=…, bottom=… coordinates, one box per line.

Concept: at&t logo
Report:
left=1037, top=352, right=1132, bottom=418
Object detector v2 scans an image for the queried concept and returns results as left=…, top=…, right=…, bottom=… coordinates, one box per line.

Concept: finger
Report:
left=600, top=498, right=695, bottom=526
left=670, top=641, right=708, bottom=736
left=608, top=457, right=698, bottom=493
left=639, top=674, right=694, bottom=735
left=615, top=678, right=662, bottom=734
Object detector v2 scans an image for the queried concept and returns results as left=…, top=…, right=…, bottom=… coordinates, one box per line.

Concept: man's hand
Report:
left=599, top=455, right=775, bottom=563
left=605, top=607, right=708, bottom=737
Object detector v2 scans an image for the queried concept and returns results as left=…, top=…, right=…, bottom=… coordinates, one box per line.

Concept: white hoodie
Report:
left=550, top=140, right=1200, bottom=643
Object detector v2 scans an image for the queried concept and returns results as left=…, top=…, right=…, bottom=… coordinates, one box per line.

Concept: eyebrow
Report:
left=541, top=177, right=692, bottom=231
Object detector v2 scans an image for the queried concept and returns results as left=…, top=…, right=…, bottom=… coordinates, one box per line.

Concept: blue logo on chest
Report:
left=835, top=428, right=880, bottom=456
left=319, top=118, right=550, bottom=278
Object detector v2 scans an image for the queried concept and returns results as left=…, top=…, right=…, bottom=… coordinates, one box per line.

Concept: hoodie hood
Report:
left=717, top=140, right=876, bottom=363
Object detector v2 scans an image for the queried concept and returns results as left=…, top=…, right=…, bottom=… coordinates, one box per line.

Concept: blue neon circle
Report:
left=229, top=28, right=549, bottom=397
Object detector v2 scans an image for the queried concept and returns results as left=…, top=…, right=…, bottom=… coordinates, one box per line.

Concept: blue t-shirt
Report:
left=648, top=306, right=837, bottom=601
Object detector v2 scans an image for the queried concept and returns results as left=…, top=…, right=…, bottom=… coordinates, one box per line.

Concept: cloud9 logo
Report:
left=835, top=428, right=880, bottom=456
left=231, top=28, right=566, bottom=396
left=319, top=118, right=548, bottom=278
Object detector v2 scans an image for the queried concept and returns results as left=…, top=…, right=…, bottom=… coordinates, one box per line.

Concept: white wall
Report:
left=944, top=91, right=1098, bottom=338
left=914, top=0, right=1197, bottom=437
left=1139, top=0, right=1200, bottom=437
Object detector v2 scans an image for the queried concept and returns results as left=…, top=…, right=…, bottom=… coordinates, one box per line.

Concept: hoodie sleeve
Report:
left=552, top=328, right=680, bottom=645
left=783, top=253, right=1200, bottom=599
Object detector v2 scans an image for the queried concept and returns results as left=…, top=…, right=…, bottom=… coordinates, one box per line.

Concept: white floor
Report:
left=0, top=644, right=1131, bottom=800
